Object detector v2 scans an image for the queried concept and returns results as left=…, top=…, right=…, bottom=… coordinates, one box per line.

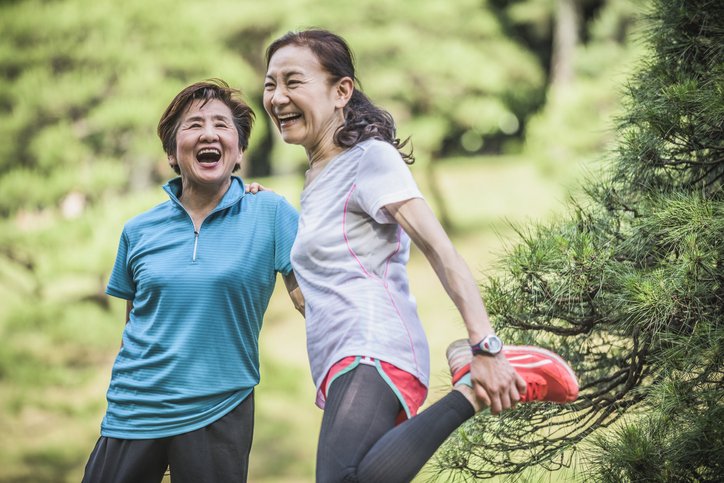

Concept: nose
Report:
left=200, top=122, right=219, bottom=141
left=269, top=85, right=289, bottom=107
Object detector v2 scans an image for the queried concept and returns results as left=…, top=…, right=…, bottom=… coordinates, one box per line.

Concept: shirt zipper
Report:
left=166, top=180, right=244, bottom=263
left=192, top=230, right=199, bottom=262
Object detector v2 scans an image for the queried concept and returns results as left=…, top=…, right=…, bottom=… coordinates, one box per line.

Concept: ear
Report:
left=168, top=154, right=177, bottom=170
left=335, top=76, right=354, bottom=108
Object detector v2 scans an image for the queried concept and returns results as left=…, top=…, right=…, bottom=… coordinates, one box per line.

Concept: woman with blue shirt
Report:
left=82, top=79, right=302, bottom=483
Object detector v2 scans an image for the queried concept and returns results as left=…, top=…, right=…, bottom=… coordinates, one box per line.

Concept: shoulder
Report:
left=245, top=191, right=298, bottom=218
left=358, top=139, right=401, bottom=159
left=122, top=200, right=175, bottom=232
left=355, top=139, right=409, bottom=176
left=246, top=190, right=294, bottom=208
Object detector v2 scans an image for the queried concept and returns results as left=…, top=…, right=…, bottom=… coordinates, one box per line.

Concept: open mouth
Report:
left=277, top=113, right=302, bottom=128
left=196, top=148, right=222, bottom=163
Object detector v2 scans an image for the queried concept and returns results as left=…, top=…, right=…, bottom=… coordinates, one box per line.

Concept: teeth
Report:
left=197, top=147, right=222, bottom=163
left=198, top=148, right=221, bottom=155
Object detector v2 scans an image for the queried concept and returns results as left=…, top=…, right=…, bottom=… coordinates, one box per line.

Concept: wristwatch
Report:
left=470, top=335, right=503, bottom=356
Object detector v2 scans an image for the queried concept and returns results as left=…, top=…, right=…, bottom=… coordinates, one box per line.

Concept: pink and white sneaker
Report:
left=446, top=340, right=579, bottom=404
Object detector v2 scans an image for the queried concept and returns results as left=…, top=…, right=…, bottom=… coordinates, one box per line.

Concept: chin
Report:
left=281, top=134, right=303, bottom=146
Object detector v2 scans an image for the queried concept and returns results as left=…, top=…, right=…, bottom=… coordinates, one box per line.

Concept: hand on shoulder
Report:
left=245, top=182, right=273, bottom=194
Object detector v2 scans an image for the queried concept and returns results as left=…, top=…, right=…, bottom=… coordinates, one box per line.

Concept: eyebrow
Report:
left=182, top=114, right=232, bottom=123
left=265, top=69, right=305, bottom=80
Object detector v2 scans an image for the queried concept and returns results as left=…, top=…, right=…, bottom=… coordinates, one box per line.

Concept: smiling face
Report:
left=263, top=44, right=351, bottom=162
left=170, top=98, right=242, bottom=192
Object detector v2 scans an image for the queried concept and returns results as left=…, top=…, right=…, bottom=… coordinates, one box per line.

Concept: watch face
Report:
left=473, top=335, right=503, bottom=355
left=485, top=336, right=502, bottom=353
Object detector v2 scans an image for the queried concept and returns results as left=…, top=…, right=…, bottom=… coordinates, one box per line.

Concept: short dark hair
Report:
left=265, top=29, right=413, bottom=164
left=157, top=79, right=255, bottom=174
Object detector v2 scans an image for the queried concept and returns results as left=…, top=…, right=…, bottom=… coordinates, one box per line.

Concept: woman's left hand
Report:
left=245, top=182, right=272, bottom=194
left=469, top=354, right=526, bottom=415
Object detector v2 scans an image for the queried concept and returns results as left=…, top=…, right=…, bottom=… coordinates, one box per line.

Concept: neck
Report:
left=308, top=148, right=340, bottom=169
left=178, top=177, right=231, bottom=217
left=306, top=114, right=346, bottom=168
left=307, top=136, right=346, bottom=170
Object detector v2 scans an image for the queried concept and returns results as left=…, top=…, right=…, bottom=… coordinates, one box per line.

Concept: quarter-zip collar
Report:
left=162, top=176, right=247, bottom=212
left=162, top=176, right=247, bottom=262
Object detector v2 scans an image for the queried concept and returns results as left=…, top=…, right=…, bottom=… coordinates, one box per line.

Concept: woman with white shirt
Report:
left=262, top=29, right=578, bottom=483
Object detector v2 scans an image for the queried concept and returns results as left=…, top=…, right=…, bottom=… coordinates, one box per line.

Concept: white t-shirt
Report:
left=291, top=139, right=430, bottom=408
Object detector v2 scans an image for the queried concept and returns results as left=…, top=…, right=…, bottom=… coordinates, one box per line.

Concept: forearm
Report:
left=438, top=255, right=495, bottom=342
left=423, top=240, right=494, bottom=342
left=289, top=286, right=305, bottom=316
left=283, top=272, right=305, bottom=316
left=388, top=198, right=495, bottom=342
left=125, top=300, right=132, bottom=324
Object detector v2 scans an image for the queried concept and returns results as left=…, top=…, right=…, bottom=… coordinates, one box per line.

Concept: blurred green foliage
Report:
left=0, top=0, right=543, bottom=214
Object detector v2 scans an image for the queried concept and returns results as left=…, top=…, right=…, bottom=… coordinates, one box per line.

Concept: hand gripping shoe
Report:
left=446, top=339, right=579, bottom=403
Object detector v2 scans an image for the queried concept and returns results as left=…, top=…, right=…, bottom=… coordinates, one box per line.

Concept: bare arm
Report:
left=125, top=300, right=132, bottom=324
left=119, top=300, right=132, bottom=349
left=283, top=271, right=305, bottom=317
left=386, top=197, right=526, bottom=414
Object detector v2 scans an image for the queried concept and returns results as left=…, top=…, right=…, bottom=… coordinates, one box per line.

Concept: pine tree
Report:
left=434, top=0, right=723, bottom=480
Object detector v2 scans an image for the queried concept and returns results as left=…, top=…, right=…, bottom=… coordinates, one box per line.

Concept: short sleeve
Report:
left=106, top=229, right=135, bottom=300
left=354, top=141, right=423, bottom=224
left=274, top=197, right=299, bottom=275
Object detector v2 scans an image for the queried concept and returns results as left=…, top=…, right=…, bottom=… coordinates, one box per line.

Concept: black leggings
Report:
left=316, top=364, right=475, bottom=483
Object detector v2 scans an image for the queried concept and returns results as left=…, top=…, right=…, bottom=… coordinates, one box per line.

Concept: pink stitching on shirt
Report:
left=343, top=185, right=373, bottom=278
left=342, top=184, right=420, bottom=373
left=383, top=225, right=401, bottom=280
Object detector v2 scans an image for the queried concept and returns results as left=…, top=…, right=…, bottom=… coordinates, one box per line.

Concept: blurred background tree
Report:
left=0, top=0, right=637, bottom=224
left=0, top=0, right=653, bottom=481
left=433, top=0, right=723, bottom=480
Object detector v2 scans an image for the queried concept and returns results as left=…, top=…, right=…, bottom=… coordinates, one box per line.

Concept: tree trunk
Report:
left=550, top=0, right=580, bottom=90
left=426, top=155, right=454, bottom=233
left=246, top=93, right=274, bottom=178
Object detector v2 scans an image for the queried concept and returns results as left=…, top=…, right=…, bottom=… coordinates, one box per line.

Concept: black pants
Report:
left=316, top=365, right=474, bottom=483
left=82, top=392, right=254, bottom=483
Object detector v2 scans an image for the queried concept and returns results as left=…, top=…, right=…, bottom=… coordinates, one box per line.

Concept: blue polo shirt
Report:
left=102, top=176, right=298, bottom=439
